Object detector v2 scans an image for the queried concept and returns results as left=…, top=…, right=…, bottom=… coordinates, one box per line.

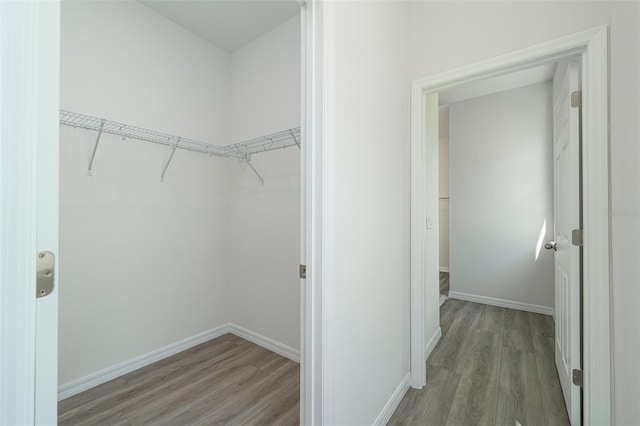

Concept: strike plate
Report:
left=36, top=251, right=55, bottom=298
left=299, top=264, right=307, bottom=279
left=572, top=369, right=584, bottom=387
left=572, top=229, right=583, bottom=247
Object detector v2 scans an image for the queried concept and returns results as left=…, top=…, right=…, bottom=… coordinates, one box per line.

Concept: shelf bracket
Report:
left=160, top=138, right=180, bottom=182
left=87, top=119, right=105, bottom=176
left=243, top=154, right=264, bottom=186
left=289, top=129, right=301, bottom=150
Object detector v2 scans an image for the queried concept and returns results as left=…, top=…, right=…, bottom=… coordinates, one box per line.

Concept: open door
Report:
left=550, top=60, right=581, bottom=424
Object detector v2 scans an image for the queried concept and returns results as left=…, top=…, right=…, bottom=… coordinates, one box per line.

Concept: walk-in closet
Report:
left=57, top=1, right=302, bottom=423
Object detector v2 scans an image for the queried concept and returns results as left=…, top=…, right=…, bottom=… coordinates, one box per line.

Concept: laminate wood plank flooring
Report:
left=58, top=334, right=299, bottom=426
left=440, top=272, right=450, bottom=297
left=389, top=299, right=570, bottom=426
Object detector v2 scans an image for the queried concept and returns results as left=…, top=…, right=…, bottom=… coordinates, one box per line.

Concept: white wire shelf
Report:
left=224, top=127, right=301, bottom=158
left=59, top=110, right=301, bottom=183
left=60, top=110, right=226, bottom=156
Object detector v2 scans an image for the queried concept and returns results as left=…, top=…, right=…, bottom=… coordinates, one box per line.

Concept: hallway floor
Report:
left=389, top=299, right=570, bottom=425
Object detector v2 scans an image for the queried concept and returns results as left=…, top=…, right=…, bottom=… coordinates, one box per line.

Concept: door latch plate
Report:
left=299, top=264, right=307, bottom=279
left=571, top=91, right=582, bottom=108
left=36, top=251, right=55, bottom=298
left=572, top=369, right=584, bottom=387
left=572, top=229, right=583, bottom=246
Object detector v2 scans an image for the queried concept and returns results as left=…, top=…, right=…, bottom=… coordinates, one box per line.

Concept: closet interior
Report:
left=58, top=0, right=302, bottom=420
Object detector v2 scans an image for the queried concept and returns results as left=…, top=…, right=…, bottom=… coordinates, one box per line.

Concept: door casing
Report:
left=0, top=1, right=60, bottom=424
left=410, top=25, right=610, bottom=425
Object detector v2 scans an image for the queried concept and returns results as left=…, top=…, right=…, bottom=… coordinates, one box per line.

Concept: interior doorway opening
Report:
left=55, top=1, right=309, bottom=424
left=431, top=63, right=573, bottom=423
left=410, top=26, right=610, bottom=425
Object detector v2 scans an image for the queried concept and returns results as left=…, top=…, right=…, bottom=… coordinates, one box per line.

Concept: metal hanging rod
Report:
left=59, top=110, right=301, bottom=183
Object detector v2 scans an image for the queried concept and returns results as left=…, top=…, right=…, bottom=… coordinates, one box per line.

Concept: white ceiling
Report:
left=140, top=0, right=300, bottom=52
left=439, top=62, right=557, bottom=105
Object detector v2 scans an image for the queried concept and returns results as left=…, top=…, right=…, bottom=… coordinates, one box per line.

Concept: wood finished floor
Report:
left=389, top=299, right=570, bottom=426
left=440, top=272, right=450, bottom=297
left=58, top=334, right=299, bottom=426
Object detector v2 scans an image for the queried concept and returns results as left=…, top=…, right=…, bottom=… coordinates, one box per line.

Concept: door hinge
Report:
left=36, top=251, right=55, bottom=298
left=572, top=369, right=584, bottom=387
left=571, top=91, right=582, bottom=108
left=572, top=229, right=583, bottom=246
left=299, top=264, right=307, bottom=279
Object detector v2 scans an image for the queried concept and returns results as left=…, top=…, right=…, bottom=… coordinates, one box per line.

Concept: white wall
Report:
left=61, top=1, right=230, bottom=144
left=408, top=2, right=640, bottom=422
left=439, top=106, right=450, bottom=271
left=323, top=2, right=410, bottom=423
left=448, top=82, right=554, bottom=309
left=230, top=16, right=301, bottom=142
left=59, top=0, right=231, bottom=385
left=228, top=16, right=301, bottom=351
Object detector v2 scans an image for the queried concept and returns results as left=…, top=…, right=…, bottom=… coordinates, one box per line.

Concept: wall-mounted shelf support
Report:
left=160, top=138, right=180, bottom=182
left=87, top=119, right=105, bottom=176
left=289, top=129, right=300, bottom=150
left=242, top=154, right=264, bottom=186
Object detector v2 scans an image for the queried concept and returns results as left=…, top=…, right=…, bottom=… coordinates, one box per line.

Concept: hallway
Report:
left=389, top=299, right=570, bottom=425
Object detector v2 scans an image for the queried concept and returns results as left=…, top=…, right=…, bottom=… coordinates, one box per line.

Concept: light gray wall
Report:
left=60, top=1, right=301, bottom=387
left=408, top=3, right=640, bottom=419
left=323, top=2, right=411, bottom=423
left=448, top=82, right=554, bottom=309
left=59, top=0, right=231, bottom=385
left=228, top=16, right=301, bottom=351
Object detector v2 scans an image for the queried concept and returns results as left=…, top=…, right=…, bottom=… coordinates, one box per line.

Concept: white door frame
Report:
left=2, top=1, right=321, bottom=424
left=0, top=1, right=60, bottom=424
left=301, top=0, right=325, bottom=424
left=0, top=2, right=39, bottom=423
left=410, top=26, right=610, bottom=425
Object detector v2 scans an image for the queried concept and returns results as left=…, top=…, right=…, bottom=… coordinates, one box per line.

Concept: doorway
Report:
left=410, top=26, right=611, bottom=425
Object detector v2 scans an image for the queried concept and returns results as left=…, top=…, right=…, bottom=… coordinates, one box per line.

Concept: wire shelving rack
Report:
left=59, top=110, right=301, bottom=184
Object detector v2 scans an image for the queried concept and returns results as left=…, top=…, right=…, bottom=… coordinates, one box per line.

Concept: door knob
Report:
left=544, top=241, right=557, bottom=251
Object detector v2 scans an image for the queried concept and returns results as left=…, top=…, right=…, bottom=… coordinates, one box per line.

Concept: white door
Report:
left=551, top=60, right=581, bottom=425
left=0, top=1, right=60, bottom=424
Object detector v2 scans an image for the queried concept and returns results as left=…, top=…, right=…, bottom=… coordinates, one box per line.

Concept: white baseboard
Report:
left=439, top=267, right=450, bottom=273
left=58, top=323, right=300, bottom=401
left=58, top=324, right=229, bottom=401
left=373, top=373, right=411, bottom=426
left=228, top=323, right=300, bottom=363
left=425, top=327, right=442, bottom=359
left=448, top=291, right=554, bottom=316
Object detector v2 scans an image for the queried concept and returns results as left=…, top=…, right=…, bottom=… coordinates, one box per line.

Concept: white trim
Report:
left=448, top=291, right=554, bottom=316
left=57, top=324, right=302, bottom=402
left=0, top=2, right=39, bottom=424
left=34, top=2, right=60, bottom=423
left=299, top=5, right=308, bottom=423
left=228, top=324, right=300, bottom=363
left=580, top=26, right=611, bottom=426
left=58, top=324, right=229, bottom=401
left=303, top=0, right=326, bottom=424
left=410, top=26, right=610, bottom=425
left=409, top=84, right=426, bottom=389
left=372, top=373, right=411, bottom=426
left=439, top=267, right=450, bottom=273
left=425, top=327, right=442, bottom=359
